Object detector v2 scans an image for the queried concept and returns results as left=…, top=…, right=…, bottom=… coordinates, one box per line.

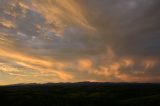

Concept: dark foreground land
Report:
left=0, top=82, right=160, bottom=106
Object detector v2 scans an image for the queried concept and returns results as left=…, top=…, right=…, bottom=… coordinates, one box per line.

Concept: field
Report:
left=0, top=82, right=160, bottom=106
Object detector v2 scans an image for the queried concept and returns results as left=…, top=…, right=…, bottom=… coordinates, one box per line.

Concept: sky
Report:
left=0, top=0, right=160, bottom=85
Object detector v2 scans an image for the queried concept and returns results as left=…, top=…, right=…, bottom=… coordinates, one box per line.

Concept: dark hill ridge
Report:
left=0, top=82, right=160, bottom=106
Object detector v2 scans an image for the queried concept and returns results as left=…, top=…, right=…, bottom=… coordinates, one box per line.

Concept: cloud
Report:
left=0, top=0, right=160, bottom=84
left=0, top=17, right=15, bottom=28
left=30, top=0, right=95, bottom=36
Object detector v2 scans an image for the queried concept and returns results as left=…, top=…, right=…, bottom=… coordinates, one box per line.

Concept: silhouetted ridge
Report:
left=0, top=82, right=160, bottom=106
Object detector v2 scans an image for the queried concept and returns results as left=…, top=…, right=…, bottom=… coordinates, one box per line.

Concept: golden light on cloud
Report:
left=31, top=0, right=95, bottom=35
left=0, top=0, right=160, bottom=85
left=143, top=59, right=157, bottom=70
left=0, top=17, right=15, bottom=28
left=78, top=59, right=92, bottom=69
left=0, top=46, right=74, bottom=83
left=122, top=58, right=134, bottom=67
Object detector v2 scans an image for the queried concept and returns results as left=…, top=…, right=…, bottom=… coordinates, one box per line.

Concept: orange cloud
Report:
left=0, top=46, right=74, bottom=82
left=0, top=17, right=15, bottom=28
left=143, top=59, right=158, bottom=69
left=78, top=59, right=92, bottom=69
left=122, top=58, right=135, bottom=67
left=31, top=0, right=95, bottom=35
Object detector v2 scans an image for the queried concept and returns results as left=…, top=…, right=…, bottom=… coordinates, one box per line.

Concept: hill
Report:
left=0, top=82, right=160, bottom=106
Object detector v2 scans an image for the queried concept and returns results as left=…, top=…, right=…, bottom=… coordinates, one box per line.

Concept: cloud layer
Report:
left=0, top=0, right=160, bottom=85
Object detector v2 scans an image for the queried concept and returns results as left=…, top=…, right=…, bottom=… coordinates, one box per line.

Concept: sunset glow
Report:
left=0, top=0, right=160, bottom=85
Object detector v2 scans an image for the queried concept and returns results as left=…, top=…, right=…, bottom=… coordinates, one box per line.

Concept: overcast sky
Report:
left=0, top=0, right=160, bottom=85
